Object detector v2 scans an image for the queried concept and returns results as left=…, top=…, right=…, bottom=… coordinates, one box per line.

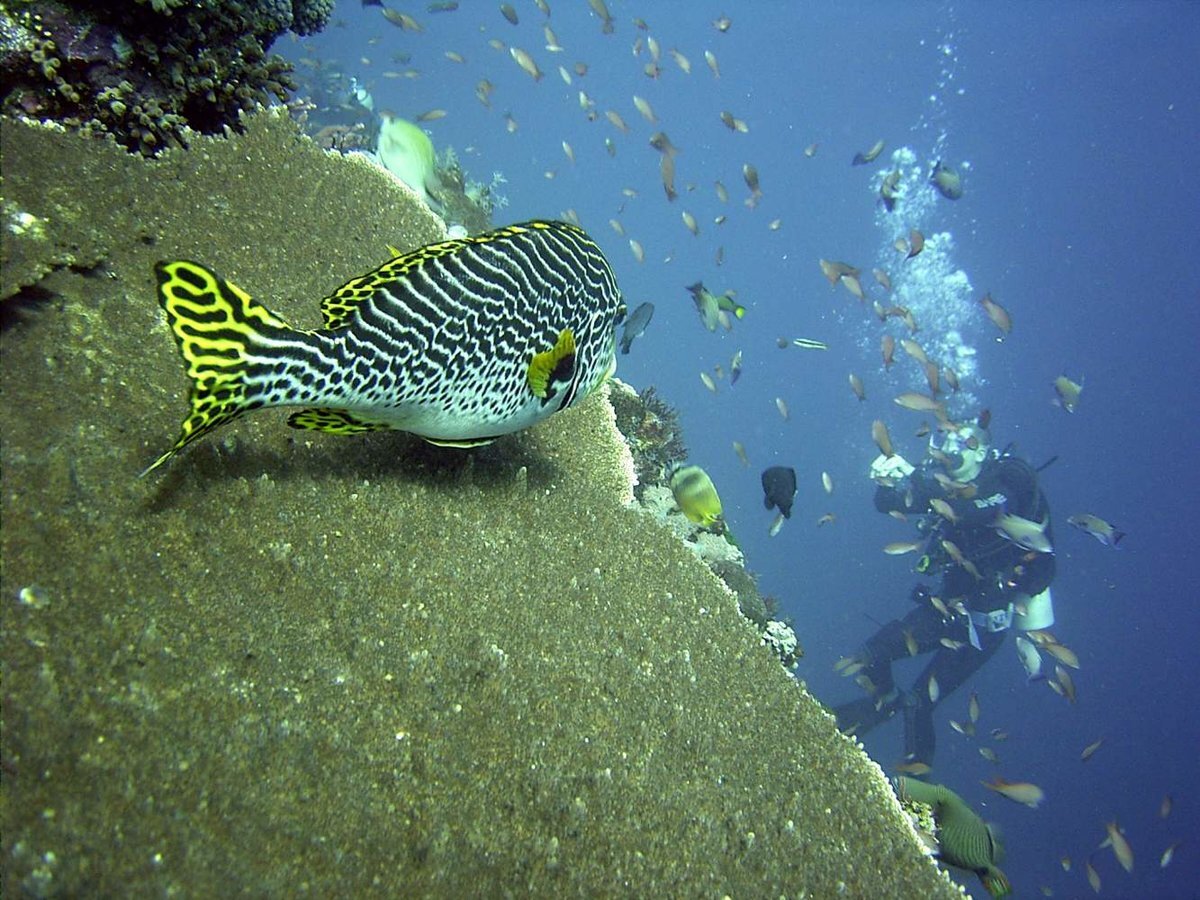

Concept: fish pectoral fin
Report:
left=423, top=435, right=498, bottom=448
left=287, top=408, right=395, bottom=434
left=527, top=328, right=577, bottom=399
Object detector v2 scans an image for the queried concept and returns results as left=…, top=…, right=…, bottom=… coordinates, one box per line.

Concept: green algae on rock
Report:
left=0, top=110, right=960, bottom=898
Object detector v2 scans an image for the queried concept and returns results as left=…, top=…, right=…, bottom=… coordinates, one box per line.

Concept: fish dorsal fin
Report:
left=317, top=223, right=550, bottom=330
left=527, top=329, right=576, bottom=399
left=319, top=281, right=373, bottom=330
left=287, top=408, right=394, bottom=434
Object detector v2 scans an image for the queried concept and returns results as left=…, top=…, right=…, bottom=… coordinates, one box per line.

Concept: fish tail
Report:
left=980, top=866, right=1011, bottom=897
left=143, top=260, right=300, bottom=475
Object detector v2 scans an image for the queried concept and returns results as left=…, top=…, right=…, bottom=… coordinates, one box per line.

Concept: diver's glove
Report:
left=869, top=453, right=915, bottom=484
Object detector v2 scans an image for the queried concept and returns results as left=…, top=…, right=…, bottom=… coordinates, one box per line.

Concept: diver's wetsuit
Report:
left=834, top=452, right=1054, bottom=764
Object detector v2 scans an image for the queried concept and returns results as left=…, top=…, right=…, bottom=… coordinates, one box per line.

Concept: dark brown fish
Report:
left=743, top=164, right=762, bottom=207
left=879, top=169, right=902, bottom=212
left=852, top=139, right=885, bottom=166
left=509, top=46, right=542, bottom=81
left=906, top=229, right=925, bottom=259
left=881, top=334, right=896, bottom=369
left=587, top=0, right=614, bottom=33
left=649, top=131, right=679, bottom=157
left=872, top=419, right=894, bottom=457
left=381, top=8, right=423, bottom=30
left=980, top=292, right=1012, bottom=336
left=720, top=111, right=748, bottom=133
left=818, top=259, right=859, bottom=285
left=660, top=154, right=677, bottom=202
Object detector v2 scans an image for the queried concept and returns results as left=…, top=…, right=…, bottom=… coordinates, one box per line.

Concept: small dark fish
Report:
left=930, top=160, right=963, bottom=199
left=619, top=302, right=654, bottom=354
left=500, top=3, right=519, bottom=25
left=852, top=139, right=885, bottom=166
left=762, top=466, right=797, bottom=519
left=363, top=0, right=384, bottom=7
left=742, top=163, right=762, bottom=207
left=587, top=0, right=614, bottom=33
left=427, top=0, right=458, bottom=9
left=879, top=169, right=901, bottom=212
left=649, top=131, right=679, bottom=157
left=381, top=7, right=423, bottom=30
left=906, top=229, right=925, bottom=260
left=660, top=154, right=677, bottom=202
left=729, top=349, right=743, bottom=385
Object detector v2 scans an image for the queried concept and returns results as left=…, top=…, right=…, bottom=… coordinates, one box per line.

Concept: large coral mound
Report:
left=0, top=111, right=958, bottom=897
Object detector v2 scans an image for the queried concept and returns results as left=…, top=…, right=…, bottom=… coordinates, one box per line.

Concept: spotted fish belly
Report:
left=145, top=221, right=624, bottom=473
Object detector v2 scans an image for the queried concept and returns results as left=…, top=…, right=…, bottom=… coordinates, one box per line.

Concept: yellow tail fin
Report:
left=143, top=261, right=293, bottom=475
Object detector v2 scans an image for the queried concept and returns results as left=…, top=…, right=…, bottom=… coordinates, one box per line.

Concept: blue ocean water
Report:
left=284, top=3, right=1199, bottom=896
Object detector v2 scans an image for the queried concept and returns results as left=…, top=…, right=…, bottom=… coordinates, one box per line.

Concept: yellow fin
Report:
left=318, top=280, right=376, bottom=330
left=287, top=408, right=394, bottom=434
left=143, top=260, right=294, bottom=476
left=527, top=329, right=576, bottom=399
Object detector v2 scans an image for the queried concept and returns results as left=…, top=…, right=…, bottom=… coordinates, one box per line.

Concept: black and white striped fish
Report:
left=144, top=220, right=625, bottom=474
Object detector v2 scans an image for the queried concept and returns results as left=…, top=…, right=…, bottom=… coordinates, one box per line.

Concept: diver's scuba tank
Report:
left=1012, top=588, right=1055, bottom=630
left=348, top=77, right=375, bottom=113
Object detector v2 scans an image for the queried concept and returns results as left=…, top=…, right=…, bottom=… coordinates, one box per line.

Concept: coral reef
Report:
left=433, top=146, right=508, bottom=236
left=607, top=380, right=688, bottom=498
left=0, top=0, right=331, bottom=155
left=0, top=109, right=957, bottom=898
left=608, top=380, right=802, bottom=668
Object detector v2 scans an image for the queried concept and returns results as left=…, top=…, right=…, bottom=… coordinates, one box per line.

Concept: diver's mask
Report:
left=929, top=424, right=990, bottom=482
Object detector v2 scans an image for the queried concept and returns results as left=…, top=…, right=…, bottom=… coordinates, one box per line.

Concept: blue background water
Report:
left=282, top=3, right=1199, bottom=895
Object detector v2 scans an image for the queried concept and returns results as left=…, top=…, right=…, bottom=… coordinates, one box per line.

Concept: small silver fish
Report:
left=993, top=512, right=1053, bottom=554
left=1015, top=635, right=1044, bottom=683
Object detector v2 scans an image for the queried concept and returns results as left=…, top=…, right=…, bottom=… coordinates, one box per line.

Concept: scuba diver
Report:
left=833, top=415, right=1055, bottom=768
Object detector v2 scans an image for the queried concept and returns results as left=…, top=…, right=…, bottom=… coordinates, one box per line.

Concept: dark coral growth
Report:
left=0, top=0, right=331, bottom=155
left=433, top=148, right=506, bottom=236
left=608, top=382, right=688, bottom=499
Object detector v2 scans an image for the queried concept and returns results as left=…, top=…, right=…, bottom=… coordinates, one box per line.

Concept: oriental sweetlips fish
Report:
left=144, top=221, right=625, bottom=474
